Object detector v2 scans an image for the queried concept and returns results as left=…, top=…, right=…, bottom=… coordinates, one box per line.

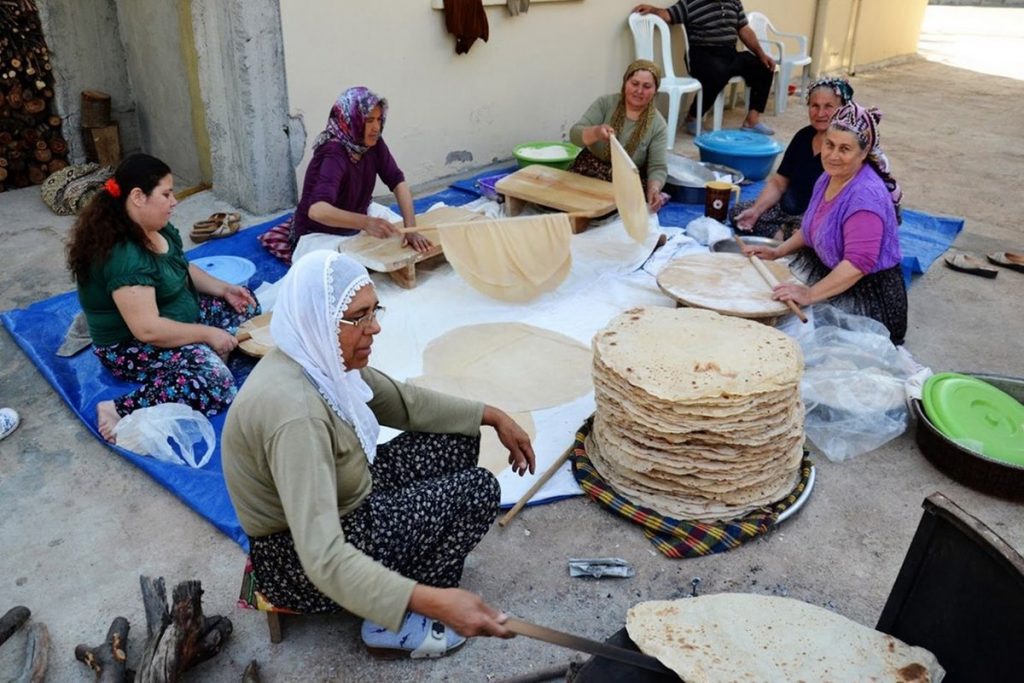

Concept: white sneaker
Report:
left=0, top=408, right=19, bottom=441
left=361, top=612, right=466, bottom=659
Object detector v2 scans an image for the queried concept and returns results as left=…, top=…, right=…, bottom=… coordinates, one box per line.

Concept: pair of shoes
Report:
left=945, top=253, right=998, bottom=278
left=0, top=408, right=20, bottom=441
left=362, top=612, right=466, bottom=659
left=740, top=121, right=775, bottom=136
left=987, top=251, right=1024, bottom=273
left=685, top=119, right=698, bottom=136
left=191, top=212, right=241, bottom=243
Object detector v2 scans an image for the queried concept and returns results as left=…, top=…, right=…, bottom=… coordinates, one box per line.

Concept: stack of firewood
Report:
left=0, top=0, right=68, bottom=192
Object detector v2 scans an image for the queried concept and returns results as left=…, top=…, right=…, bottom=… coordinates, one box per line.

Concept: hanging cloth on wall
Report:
left=507, top=0, right=530, bottom=16
left=444, top=0, right=490, bottom=55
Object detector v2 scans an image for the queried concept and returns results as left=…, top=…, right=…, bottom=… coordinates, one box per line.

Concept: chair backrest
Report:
left=627, top=12, right=681, bottom=82
left=746, top=11, right=771, bottom=42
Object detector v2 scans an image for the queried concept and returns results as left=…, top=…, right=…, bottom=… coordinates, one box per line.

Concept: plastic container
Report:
left=512, top=141, right=581, bottom=170
left=693, top=130, right=783, bottom=181
left=475, top=172, right=510, bottom=201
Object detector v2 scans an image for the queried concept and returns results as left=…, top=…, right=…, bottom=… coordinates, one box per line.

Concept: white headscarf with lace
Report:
left=271, top=250, right=380, bottom=462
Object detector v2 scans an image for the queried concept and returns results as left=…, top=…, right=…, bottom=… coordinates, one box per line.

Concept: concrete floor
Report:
left=2, top=9, right=1023, bottom=682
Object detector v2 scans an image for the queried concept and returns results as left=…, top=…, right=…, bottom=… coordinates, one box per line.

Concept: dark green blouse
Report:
left=77, top=224, right=199, bottom=346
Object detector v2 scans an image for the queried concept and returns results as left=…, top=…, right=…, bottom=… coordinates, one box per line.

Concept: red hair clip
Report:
left=103, top=177, right=121, bottom=198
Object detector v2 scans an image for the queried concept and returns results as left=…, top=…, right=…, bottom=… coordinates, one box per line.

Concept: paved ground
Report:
left=1, top=8, right=1022, bottom=682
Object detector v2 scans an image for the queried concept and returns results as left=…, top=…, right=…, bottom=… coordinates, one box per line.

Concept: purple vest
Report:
left=802, top=164, right=901, bottom=273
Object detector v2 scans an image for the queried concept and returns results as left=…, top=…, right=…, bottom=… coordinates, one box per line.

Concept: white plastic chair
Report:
left=746, top=11, right=811, bottom=115
left=628, top=12, right=703, bottom=149
left=712, top=76, right=749, bottom=131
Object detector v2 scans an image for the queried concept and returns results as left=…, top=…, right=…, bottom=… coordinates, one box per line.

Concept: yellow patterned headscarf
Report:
left=610, top=60, right=662, bottom=157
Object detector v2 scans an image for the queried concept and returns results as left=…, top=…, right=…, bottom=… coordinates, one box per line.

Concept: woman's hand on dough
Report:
left=482, top=406, right=536, bottom=476
left=772, top=282, right=813, bottom=305
left=647, top=186, right=668, bottom=212
left=363, top=216, right=401, bottom=239
left=402, top=231, right=433, bottom=253
left=223, top=284, right=257, bottom=313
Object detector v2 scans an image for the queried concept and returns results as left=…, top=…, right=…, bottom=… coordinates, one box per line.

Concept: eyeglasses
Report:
left=338, top=303, right=385, bottom=329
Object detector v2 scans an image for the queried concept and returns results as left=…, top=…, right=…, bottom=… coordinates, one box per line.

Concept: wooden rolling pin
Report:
left=498, top=443, right=575, bottom=527
left=733, top=234, right=808, bottom=323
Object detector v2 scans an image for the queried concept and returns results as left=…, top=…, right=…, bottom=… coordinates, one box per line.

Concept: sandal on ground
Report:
left=986, top=251, right=1024, bottom=274
left=740, top=121, right=775, bottom=136
left=190, top=220, right=240, bottom=243
left=0, top=408, right=20, bottom=441
left=192, top=218, right=221, bottom=233
left=945, top=253, right=998, bottom=278
left=361, top=613, right=466, bottom=660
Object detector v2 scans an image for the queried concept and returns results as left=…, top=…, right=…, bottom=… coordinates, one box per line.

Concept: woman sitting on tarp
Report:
left=746, top=102, right=907, bottom=344
left=731, top=77, right=855, bottom=240
left=569, top=59, right=669, bottom=212
left=66, top=153, right=260, bottom=443
left=259, top=86, right=431, bottom=264
left=222, top=251, right=535, bottom=659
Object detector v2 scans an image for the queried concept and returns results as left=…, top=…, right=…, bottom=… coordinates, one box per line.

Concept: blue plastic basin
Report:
left=693, top=130, right=783, bottom=181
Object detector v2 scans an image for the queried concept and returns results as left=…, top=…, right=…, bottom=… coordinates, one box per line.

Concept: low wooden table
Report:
left=337, top=206, right=486, bottom=288
left=496, top=165, right=616, bottom=234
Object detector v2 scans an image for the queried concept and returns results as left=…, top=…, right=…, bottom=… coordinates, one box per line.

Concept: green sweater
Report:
left=76, top=224, right=199, bottom=346
left=569, top=93, right=669, bottom=187
left=222, top=350, right=485, bottom=631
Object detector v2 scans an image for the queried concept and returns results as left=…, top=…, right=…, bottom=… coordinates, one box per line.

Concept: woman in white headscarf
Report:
left=222, top=251, right=534, bottom=658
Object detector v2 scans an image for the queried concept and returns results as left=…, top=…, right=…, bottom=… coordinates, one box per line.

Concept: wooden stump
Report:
left=0, top=606, right=30, bottom=646
left=90, top=123, right=121, bottom=167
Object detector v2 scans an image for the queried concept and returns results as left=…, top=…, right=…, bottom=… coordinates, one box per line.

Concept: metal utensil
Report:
left=505, top=617, right=675, bottom=676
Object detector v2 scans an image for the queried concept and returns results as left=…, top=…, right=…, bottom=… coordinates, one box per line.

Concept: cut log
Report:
left=13, top=622, right=49, bottom=683
left=134, top=576, right=233, bottom=683
left=0, top=606, right=30, bottom=647
left=74, top=616, right=130, bottom=683
left=90, top=123, right=120, bottom=167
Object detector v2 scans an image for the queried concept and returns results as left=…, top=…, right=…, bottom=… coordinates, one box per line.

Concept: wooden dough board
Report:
left=657, top=252, right=800, bottom=319
left=338, top=206, right=487, bottom=288
left=496, top=165, right=616, bottom=234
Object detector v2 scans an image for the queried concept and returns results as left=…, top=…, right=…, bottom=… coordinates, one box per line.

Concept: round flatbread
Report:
left=657, top=252, right=798, bottom=318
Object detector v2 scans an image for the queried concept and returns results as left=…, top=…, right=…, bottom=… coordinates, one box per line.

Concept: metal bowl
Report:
left=664, top=160, right=745, bottom=205
left=711, top=235, right=781, bottom=253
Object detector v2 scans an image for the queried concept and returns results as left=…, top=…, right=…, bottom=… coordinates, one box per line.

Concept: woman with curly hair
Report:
left=569, top=59, right=669, bottom=211
left=66, top=153, right=260, bottom=442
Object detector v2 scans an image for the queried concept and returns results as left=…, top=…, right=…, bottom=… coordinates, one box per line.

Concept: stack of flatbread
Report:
left=587, top=307, right=805, bottom=522
left=627, top=595, right=945, bottom=682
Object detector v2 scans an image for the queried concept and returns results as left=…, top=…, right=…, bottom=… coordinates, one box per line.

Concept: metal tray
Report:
left=711, top=235, right=781, bottom=253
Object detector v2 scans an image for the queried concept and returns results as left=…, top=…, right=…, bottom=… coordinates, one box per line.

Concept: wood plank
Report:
left=338, top=206, right=485, bottom=274
left=496, top=165, right=615, bottom=218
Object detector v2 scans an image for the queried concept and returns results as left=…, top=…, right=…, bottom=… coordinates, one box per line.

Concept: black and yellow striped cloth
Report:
left=570, top=418, right=813, bottom=558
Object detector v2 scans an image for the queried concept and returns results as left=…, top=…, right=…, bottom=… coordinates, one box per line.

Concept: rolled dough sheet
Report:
left=415, top=323, right=593, bottom=413
left=610, top=133, right=650, bottom=244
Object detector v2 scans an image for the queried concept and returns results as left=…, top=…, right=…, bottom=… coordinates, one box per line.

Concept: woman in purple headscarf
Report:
left=262, top=87, right=431, bottom=262
left=746, top=101, right=907, bottom=345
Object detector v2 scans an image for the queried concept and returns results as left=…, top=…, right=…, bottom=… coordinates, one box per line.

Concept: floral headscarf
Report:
left=829, top=101, right=903, bottom=217
left=806, top=76, right=854, bottom=105
left=312, top=86, right=389, bottom=159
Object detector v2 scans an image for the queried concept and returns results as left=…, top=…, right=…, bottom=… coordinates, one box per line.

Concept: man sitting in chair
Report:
left=633, top=1, right=776, bottom=135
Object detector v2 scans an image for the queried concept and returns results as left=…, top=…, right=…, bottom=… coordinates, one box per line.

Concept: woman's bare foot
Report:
left=97, top=400, right=121, bottom=443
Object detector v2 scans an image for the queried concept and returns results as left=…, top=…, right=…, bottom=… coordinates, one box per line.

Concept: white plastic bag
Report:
left=113, top=403, right=215, bottom=468
left=685, top=216, right=733, bottom=246
left=785, top=305, right=917, bottom=462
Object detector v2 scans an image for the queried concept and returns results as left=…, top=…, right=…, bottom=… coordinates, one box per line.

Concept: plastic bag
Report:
left=685, top=216, right=733, bottom=246
left=113, top=403, right=215, bottom=468
left=783, top=305, right=919, bottom=462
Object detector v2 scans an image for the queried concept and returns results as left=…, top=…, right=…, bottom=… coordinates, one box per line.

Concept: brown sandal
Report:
left=191, top=220, right=240, bottom=243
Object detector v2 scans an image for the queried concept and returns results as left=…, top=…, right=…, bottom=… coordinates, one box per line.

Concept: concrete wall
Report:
left=192, top=0, right=297, bottom=213
left=811, top=0, right=929, bottom=75
left=36, top=0, right=141, bottom=164
left=115, top=0, right=204, bottom=186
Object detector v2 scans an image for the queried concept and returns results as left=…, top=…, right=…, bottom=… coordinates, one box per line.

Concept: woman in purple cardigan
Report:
left=261, top=87, right=431, bottom=263
left=746, top=102, right=907, bottom=345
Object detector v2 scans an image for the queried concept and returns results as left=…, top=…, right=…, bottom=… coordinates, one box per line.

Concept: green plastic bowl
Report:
left=512, top=141, right=581, bottom=170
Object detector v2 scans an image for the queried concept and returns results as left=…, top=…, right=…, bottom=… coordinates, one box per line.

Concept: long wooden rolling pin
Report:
left=498, top=443, right=575, bottom=527
left=733, top=234, right=808, bottom=323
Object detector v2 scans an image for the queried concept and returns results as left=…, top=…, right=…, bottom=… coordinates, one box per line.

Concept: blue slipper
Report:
left=741, top=122, right=775, bottom=136
left=362, top=612, right=466, bottom=659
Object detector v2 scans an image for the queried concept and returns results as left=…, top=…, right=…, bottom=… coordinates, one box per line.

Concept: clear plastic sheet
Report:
left=781, top=305, right=918, bottom=462
left=113, top=403, right=215, bottom=469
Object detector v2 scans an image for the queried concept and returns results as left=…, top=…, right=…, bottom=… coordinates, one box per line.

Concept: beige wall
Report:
left=279, top=0, right=923, bottom=190
left=281, top=0, right=635, bottom=189
left=811, top=0, right=929, bottom=75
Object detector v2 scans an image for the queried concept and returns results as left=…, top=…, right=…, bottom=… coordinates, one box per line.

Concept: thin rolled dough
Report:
left=609, top=133, right=650, bottom=244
